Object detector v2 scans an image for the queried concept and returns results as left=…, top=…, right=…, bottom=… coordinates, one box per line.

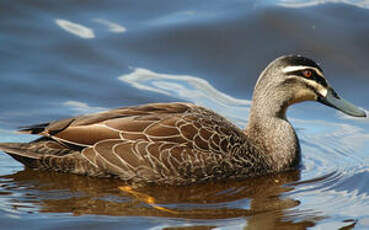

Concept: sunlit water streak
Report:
left=276, top=0, right=369, bottom=9
left=55, top=19, right=95, bottom=39
left=119, top=67, right=250, bottom=126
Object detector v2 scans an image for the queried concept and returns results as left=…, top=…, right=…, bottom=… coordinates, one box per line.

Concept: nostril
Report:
left=330, top=89, right=340, bottom=99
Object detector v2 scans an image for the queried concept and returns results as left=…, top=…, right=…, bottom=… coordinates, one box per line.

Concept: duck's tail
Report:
left=0, top=142, right=41, bottom=168
left=0, top=139, right=107, bottom=177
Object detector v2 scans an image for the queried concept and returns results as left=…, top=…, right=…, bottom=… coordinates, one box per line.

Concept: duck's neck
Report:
left=245, top=88, right=301, bottom=171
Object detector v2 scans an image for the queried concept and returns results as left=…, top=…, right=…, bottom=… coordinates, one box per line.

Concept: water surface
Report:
left=1, top=0, right=369, bottom=229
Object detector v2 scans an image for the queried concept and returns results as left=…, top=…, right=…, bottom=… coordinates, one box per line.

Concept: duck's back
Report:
left=0, top=102, right=267, bottom=185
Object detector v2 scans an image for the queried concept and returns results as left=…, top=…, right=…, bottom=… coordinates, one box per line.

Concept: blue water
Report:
left=1, top=0, right=369, bottom=229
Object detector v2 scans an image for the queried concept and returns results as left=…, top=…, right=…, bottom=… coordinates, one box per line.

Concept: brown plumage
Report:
left=0, top=55, right=365, bottom=185
left=1, top=103, right=269, bottom=184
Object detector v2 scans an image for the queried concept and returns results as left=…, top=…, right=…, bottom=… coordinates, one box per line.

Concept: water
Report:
left=1, top=0, right=369, bottom=229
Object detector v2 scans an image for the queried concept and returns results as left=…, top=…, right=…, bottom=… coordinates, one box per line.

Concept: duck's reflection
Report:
left=0, top=169, right=321, bottom=229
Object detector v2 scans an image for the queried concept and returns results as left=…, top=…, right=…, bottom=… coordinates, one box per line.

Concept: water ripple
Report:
left=93, top=18, right=127, bottom=33
left=118, top=67, right=250, bottom=126
left=63, top=100, right=106, bottom=115
left=277, top=0, right=369, bottom=9
left=55, top=19, right=95, bottom=39
left=2, top=1, right=369, bottom=228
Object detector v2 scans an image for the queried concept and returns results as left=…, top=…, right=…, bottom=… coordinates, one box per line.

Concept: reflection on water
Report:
left=63, top=101, right=106, bottom=115
left=92, top=18, right=127, bottom=33
left=0, top=168, right=322, bottom=229
left=55, top=17, right=126, bottom=40
left=55, top=19, right=95, bottom=39
left=119, top=68, right=250, bottom=126
left=277, top=0, right=369, bottom=9
left=119, top=68, right=250, bottom=106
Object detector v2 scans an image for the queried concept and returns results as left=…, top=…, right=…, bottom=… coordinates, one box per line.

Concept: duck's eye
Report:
left=302, top=70, right=312, bottom=78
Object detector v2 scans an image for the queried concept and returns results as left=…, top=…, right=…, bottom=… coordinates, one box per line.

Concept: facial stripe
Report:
left=283, top=65, right=328, bottom=88
left=312, top=73, right=328, bottom=88
left=282, top=66, right=324, bottom=77
left=284, top=75, right=328, bottom=97
left=300, top=78, right=328, bottom=97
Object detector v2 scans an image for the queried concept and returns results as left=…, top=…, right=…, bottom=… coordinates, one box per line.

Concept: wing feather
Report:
left=11, top=102, right=250, bottom=183
left=19, top=103, right=194, bottom=147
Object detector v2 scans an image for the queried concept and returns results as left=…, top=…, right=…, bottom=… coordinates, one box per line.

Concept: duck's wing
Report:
left=4, top=102, right=249, bottom=183
left=18, top=102, right=197, bottom=147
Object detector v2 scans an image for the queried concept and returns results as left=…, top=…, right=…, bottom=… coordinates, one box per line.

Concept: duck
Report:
left=0, top=55, right=366, bottom=185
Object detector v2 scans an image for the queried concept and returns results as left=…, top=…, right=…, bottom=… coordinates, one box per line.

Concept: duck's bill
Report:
left=318, top=87, right=367, bottom=117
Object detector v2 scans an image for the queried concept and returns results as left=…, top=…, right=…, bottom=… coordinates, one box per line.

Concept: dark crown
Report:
left=281, top=55, right=323, bottom=72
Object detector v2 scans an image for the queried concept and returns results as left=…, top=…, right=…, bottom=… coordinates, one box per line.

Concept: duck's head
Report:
left=252, top=55, right=366, bottom=118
